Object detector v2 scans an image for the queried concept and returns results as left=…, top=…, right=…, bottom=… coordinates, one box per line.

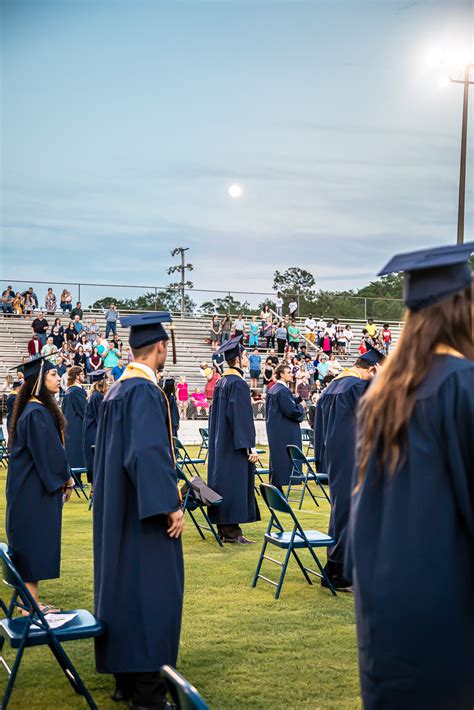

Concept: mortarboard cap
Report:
left=120, top=312, right=172, bottom=349
left=378, top=242, right=473, bottom=311
left=11, top=355, right=57, bottom=380
left=90, top=369, right=107, bottom=383
left=359, top=344, right=386, bottom=366
left=215, top=334, right=244, bottom=363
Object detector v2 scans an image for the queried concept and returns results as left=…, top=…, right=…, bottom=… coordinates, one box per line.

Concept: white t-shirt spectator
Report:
left=275, top=296, right=283, bottom=310
left=289, top=301, right=297, bottom=315
left=233, top=318, right=245, bottom=332
left=343, top=327, right=353, bottom=343
left=304, top=317, right=316, bottom=334
left=317, top=318, right=327, bottom=331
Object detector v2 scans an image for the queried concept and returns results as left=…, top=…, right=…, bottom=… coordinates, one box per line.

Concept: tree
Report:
left=273, top=267, right=316, bottom=297
left=91, top=287, right=195, bottom=314
left=200, top=295, right=250, bottom=316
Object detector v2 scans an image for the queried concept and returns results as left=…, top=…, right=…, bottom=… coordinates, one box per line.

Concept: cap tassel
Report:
left=33, top=359, right=44, bottom=397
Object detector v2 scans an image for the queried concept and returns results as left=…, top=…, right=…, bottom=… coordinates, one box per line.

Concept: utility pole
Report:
left=167, top=247, right=194, bottom=317
left=451, top=64, right=473, bottom=244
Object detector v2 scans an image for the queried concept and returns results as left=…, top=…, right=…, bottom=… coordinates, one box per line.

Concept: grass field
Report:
left=0, top=448, right=361, bottom=709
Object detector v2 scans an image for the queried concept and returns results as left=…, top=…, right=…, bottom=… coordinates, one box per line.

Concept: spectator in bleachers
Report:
left=262, top=357, right=275, bottom=394
left=111, top=357, right=126, bottom=381
left=1, top=374, right=14, bottom=395
left=297, top=343, right=308, bottom=360
left=295, top=362, right=310, bottom=400
left=287, top=319, right=301, bottom=349
left=104, top=303, right=118, bottom=339
left=31, top=312, right=49, bottom=346
left=96, top=334, right=109, bottom=359
left=73, top=314, right=84, bottom=334
left=44, top=288, right=57, bottom=314
left=176, top=375, right=189, bottom=420
left=317, top=316, right=327, bottom=331
left=74, top=345, right=88, bottom=370
left=249, top=348, right=261, bottom=389
left=220, top=314, right=232, bottom=344
left=335, top=326, right=346, bottom=354
left=317, top=353, right=330, bottom=382
left=248, top=316, right=259, bottom=348
left=23, top=291, right=35, bottom=314
left=12, top=292, right=24, bottom=315
left=1, top=286, right=14, bottom=314
left=50, top=317, right=64, bottom=341
left=204, top=366, right=220, bottom=403
left=102, top=341, right=121, bottom=370
left=290, top=356, right=300, bottom=393
left=264, top=319, right=276, bottom=349
left=86, top=318, right=100, bottom=344
left=76, top=334, right=92, bottom=365
left=275, top=321, right=287, bottom=354
left=328, top=353, right=342, bottom=377
left=190, top=388, right=209, bottom=417
left=64, top=321, right=77, bottom=344
left=20, top=287, right=39, bottom=309
left=122, top=345, right=133, bottom=364
left=70, top=301, right=83, bottom=320
left=260, top=305, right=272, bottom=335
left=382, top=323, right=392, bottom=354
left=275, top=292, right=283, bottom=318
left=365, top=318, right=377, bottom=339
left=358, top=329, right=371, bottom=355
left=288, top=299, right=297, bottom=318
left=343, top=324, right=353, bottom=354
left=41, top=335, right=59, bottom=365
left=209, top=314, right=221, bottom=351
left=305, top=354, right=316, bottom=388
left=320, top=330, right=333, bottom=355
left=89, top=347, right=102, bottom=373
left=304, top=314, right=316, bottom=344
left=267, top=348, right=279, bottom=366
left=55, top=355, right=67, bottom=379
left=233, top=313, right=245, bottom=338
left=60, top=289, right=72, bottom=313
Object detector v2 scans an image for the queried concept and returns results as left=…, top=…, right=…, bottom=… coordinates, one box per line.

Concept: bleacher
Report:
left=0, top=311, right=403, bottom=389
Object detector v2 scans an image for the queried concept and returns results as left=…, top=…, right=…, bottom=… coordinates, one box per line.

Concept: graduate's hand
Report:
left=62, top=477, right=75, bottom=503
left=248, top=453, right=259, bottom=464
left=167, top=509, right=185, bottom=538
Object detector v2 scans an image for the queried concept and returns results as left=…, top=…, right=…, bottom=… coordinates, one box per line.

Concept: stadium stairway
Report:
left=0, top=312, right=402, bottom=389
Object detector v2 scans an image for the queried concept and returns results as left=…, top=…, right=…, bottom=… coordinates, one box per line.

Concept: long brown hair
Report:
left=357, top=286, right=473, bottom=484
left=88, top=378, right=109, bottom=399
left=9, top=375, right=66, bottom=446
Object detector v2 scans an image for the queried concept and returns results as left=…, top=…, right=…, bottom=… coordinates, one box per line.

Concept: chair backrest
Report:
left=260, top=483, right=295, bottom=517
left=0, top=543, right=42, bottom=617
left=198, top=428, right=208, bottom=440
left=176, top=464, right=190, bottom=485
left=161, top=665, right=209, bottom=710
left=0, top=426, right=5, bottom=443
left=286, top=444, right=309, bottom=465
left=300, top=428, right=312, bottom=442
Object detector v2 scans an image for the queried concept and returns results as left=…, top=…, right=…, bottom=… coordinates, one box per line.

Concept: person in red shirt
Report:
left=204, top=367, right=220, bottom=404
left=176, top=375, right=189, bottom=420
left=27, top=333, right=42, bottom=358
left=382, top=323, right=392, bottom=354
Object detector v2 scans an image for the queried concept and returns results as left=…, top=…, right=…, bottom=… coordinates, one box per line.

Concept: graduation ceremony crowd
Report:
left=2, top=242, right=474, bottom=710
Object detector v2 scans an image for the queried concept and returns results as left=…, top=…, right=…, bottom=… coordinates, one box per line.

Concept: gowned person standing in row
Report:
left=6, top=356, right=74, bottom=612
left=207, top=335, right=260, bottom=544
left=61, top=365, right=87, bottom=473
left=82, top=370, right=109, bottom=489
left=349, top=243, right=474, bottom=709
left=93, top=312, right=184, bottom=710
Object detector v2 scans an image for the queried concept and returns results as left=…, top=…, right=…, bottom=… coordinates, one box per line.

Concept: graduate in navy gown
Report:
left=61, top=365, right=87, bottom=471
left=82, top=370, right=108, bottom=485
left=348, top=242, right=474, bottom=709
left=5, top=379, right=22, bottom=434
left=93, top=312, right=184, bottom=710
left=314, top=345, right=385, bottom=591
left=207, top=335, right=260, bottom=544
left=265, top=363, right=306, bottom=489
left=163, top=377, right=180, bottom=438
left=6, top=356, right=73, bottom=611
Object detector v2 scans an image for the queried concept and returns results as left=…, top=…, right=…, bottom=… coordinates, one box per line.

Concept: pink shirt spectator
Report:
left=176, top=382, right=189, bottom=401
left=191, top=392, right=209, bottom=409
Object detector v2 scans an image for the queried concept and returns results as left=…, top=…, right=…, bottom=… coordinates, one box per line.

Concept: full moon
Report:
left=228, top=184, right=243, bottom=198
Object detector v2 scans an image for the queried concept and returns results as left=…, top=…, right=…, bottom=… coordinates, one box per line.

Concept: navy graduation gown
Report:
left=93, top=375, right=183, bottom=674
left=207, top=372, right=260, bottom=525
left=62, top=385, right=87, bottom=468
left=82, top=390, right=103, bottom=478
left=348, top=355, right=474, bottom=709
left=314, top=373, right=369, bottom=566
left=6, top=402, right=69, bottom=581
left=6, top=393, right=16, bottom=433
left=168, top=393, right=180, bottom=438
left=265, top=382, right=305, bottom=486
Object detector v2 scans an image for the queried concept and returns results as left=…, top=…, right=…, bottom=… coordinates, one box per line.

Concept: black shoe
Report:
left=221, top=536, right=237, bottom=543
left=235, top=536, right=256, bottom=545
left=112, top=686, right=131, bottom=702
left=321, top=575, right=352, bottom=592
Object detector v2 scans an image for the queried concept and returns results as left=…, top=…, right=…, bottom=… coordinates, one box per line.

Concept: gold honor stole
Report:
left=434, top=344, right=466, bottom=359
left=119, top=364, right=176, bottom=467
left=223, top=368, right=245, bottom=380
left=334, top=367, right=364, bottom=381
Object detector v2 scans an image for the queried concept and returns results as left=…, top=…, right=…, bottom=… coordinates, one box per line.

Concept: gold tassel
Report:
left=170, top=326, right=177, bottom=365
left=33, top=359, right=44, bottom=397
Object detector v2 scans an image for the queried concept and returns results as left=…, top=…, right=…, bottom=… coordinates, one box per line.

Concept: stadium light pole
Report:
left=167, top=247, right=194, bottom=317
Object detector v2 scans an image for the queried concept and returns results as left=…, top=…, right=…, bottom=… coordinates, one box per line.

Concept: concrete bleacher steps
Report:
left=0, top=312, right=403, bottom=388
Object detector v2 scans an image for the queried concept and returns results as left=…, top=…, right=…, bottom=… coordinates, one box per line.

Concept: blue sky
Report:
left=1, top=0, right=472, bottom=305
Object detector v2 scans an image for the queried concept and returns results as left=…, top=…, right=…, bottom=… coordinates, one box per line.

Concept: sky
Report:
left=1, top=0, right=473, bottom=307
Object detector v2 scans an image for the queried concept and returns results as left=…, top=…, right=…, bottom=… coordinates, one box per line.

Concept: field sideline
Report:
left=0, top=448, right=360, bottom=709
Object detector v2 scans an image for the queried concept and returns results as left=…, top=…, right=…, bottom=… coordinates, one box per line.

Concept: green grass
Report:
left=0, top=448, right=360, bottom=709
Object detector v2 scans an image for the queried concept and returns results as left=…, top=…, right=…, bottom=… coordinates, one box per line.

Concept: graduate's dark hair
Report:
left=89, top=378, right=109, bottom=399
left=163, top=378, right=176, bottom=397
left=356, top=285, right=473, bottom=484
left=275, top=364, right=291, bottom=379
left=354, top=358, right=373, bottom=370
left=9, top=374, right=66, bottom=446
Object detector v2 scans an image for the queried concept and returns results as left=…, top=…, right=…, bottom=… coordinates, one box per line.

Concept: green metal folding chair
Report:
left=300, top=428, right=315, bottom=460
left=197, top=428, right=209, bottom=462
left=177, top=466, right=223, bottom=548
left=0, top=426, right=9, bottom=469
left=286, top=444, right=330, bottom=510
left=69, top=467, right=89, bottom=501
left=160, top=665, right=209, bottom=710
left=252, top=484, right=336, bottom=599
left=0, top=543, right=104, bottom=709
left=173, top=438, right=206, bottom=477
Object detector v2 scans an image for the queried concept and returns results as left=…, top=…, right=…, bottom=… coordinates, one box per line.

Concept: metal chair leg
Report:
left=275, top=545, right=293, bottom=600
left=252, top=540, right=268, bottom=587
left=1, top=638, right=26, bottom=709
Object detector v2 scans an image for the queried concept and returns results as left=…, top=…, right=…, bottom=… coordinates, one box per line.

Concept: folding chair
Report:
left=69, top=467, right=89, bottom=501
left=286, top=445, right=330, bottom=511
left=197, top=428, right=209, bottom=462
left=161, top=665, right=209, bottom=710
left=0, top=543, right=104, bottom=709
left=252, top=484, right=336, bottom=599
left=177, top=466, right=223, bottom=548
left=173, top=438, right=205, bottom=477
left=0, top=426, right=9, bottom=469
left=300, top=428, right=315, bottom=460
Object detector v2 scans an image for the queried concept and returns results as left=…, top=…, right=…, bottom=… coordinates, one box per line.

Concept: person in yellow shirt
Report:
left=365, top=318, right=377, bottom=339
